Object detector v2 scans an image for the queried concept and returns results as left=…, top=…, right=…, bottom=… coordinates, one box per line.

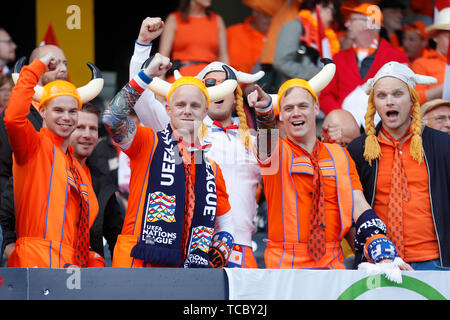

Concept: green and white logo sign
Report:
left=338, top=275, right=447, bottom=300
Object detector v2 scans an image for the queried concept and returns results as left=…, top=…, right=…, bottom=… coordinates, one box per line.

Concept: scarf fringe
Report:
left=131, top=243, right=182, bottom=266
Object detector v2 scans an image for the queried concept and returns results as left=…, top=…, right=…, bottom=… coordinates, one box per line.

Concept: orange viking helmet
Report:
left=12, top=56, right=104, bottom=107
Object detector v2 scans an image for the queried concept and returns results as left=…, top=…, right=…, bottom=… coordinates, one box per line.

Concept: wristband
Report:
left=255, top=95, right=273, bottom=115
left=354, top=209, right=387, bottom=250
left=135, top=40, right=152, bottom=47
left=129, top=70, right=153, bottom=94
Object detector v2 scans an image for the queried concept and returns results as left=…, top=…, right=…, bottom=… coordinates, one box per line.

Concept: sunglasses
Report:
left=203, top=77, right=224, bottom=88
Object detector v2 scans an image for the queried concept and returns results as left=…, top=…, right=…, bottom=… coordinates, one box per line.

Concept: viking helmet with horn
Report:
left=363, top=61, right=437, bottom=165
left=269, top=58, right=336, bottom=112
left=147, top=70, right=238, bottom=106
left=174, top=62, right=262, bottom=151
left=12, top=56, right=104, bottom=109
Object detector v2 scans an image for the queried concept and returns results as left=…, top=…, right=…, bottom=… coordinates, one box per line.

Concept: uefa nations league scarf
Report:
left=130, top=125, right=217, bottom=267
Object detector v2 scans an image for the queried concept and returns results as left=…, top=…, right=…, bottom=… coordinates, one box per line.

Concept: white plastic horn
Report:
left=308, top=59, right=336, bottom=93
left=147, top=77, right=238, bottom=103
left=269, top=59, right=336, bottom=110
left=147, top=77, right=172, bottom=98
left=236, top=70, right=265, bottom=84
left=76, top=62, right=104, bottom=103
left=208, top=79, right=238, bottom=102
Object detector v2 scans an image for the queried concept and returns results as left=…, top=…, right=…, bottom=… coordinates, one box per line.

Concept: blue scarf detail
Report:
left=130, top=125, right=217, bottom=267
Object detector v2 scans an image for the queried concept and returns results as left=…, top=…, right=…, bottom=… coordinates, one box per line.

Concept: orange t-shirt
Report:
left=121, top=125, right=230, bottom=237
left=374, top=128, right=439, bottom=263
left=170, top=11, right=220, bottom=79
left=227, top=16, right=266, bottom=74
left=411, top=49, right=446, bottom=104
left=262, top=138, right=362, bottom=243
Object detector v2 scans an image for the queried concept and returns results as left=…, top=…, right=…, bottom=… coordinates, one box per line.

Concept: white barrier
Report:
left=225, top=269, right=449, bottom=300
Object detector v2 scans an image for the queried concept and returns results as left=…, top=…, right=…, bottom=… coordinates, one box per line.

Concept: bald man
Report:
left=320, top=109, right=361, bottom=147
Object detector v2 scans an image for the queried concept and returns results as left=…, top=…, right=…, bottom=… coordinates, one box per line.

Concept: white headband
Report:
left=364, top=61, right=437, bottom=94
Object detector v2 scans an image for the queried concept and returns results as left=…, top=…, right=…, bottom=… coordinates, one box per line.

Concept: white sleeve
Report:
left=129, top=41, right=170, bottom=131
left=214, top=211, right=234, bottom=238
left=134, top=90, right=170, bottom=131
left=130, top=41, right=152, bottom=80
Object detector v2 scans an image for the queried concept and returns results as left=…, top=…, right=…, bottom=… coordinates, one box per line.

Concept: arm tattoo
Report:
left=255, top=111, right=278, bottom=160
left=102, top=83, right=141, bottom=144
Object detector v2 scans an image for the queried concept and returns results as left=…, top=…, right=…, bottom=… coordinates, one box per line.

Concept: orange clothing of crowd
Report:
left=227, top=16, right=267, bottom=74
left=408, top=48, right=432, bottom=68
left=260, top=0, right=301, bottom=65
left=112, top=125, right=230, bottom=268
left=169, top=11, right=221, bottom=81
left=298, top=10, right=340, bottom=57
left=411, top=49, right=446, bottom=104
left=373, top=128, right=439, bottom=263
left=4, top=59, right=99, bottom=268
left=260, top=138, right=361, bottom=269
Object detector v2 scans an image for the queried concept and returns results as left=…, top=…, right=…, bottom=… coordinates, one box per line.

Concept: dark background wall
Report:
left=2, top=1, right=251, bottom=91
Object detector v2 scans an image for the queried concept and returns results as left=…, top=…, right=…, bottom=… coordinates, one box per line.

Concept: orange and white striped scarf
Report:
left=353, top=35, right=379, bottom=62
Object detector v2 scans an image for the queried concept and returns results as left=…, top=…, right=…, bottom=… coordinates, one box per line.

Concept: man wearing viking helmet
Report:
left=347, top=62, right=450, bottom=270
left=127, top=18, right=265, bottom=268
left=247, top=59, right=411, bottom=281
left=4, top=53, right=104, bottom=268
left=103, top=51, right=238, bottom=268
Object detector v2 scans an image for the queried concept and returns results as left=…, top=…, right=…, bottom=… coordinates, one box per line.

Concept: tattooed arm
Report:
left=102, top=53, right=172, bottom=149
left=247, top=85, right=278, bottom=162
left=102, top=80, right=142, bottom=149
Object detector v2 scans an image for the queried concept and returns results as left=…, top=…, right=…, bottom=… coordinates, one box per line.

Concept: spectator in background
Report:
left=273, top=0, right=340, bottom=84
left=158, top=0, right=229, bottom=82
left=379, top=0, right=405, bottom=50
left=412, top=8, right=450, bottom=105
left=321, top=109, right=361, bottom=148
left=0, top=74, right=13, bottom=113
left=70, top=103, right=124, bottom=266
left=404, top=0, right=433, bottom=26
left=227, top=0, right=275, bottom=75
left=421, top=99, right=450, bottom=134
left=402, top=21, right=430, bottom=67
left=0, top=28, right=17, bottom=75
left=259, top=0, right=301, bottom=91
left=319, top=2, right=408, bottom=129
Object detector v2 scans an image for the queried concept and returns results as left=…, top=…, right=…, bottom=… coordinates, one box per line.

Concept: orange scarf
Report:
left=352, top=35, right=380, bottom=62
left=298, top=10, right=340, bottom=57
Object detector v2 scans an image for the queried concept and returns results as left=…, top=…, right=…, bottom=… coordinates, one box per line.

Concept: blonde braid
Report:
left=363, top=90, right=381, bottom=166
left=234, top=85, right=252, bottom=151
left=408, top=86, right=424, bottom=164
left=198, top=122, right=208, bottom=141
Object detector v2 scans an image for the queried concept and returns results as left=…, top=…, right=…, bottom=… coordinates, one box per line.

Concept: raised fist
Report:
left=144, top=53, right=172, bottom=78
left=38, top=53, right=57, bottom=72
left=137, top=17, right=164, bottom=45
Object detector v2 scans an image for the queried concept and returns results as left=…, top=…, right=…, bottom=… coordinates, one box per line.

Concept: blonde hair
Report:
left=363, top=85, right=424, bottom=166
left=198, top=85, right=252, bottom=151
